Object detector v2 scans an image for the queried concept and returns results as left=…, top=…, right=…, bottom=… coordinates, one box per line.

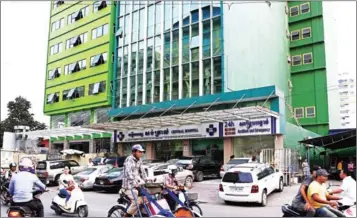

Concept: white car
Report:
left=220, top=158, right=253, bottom=178
left=73, top=165, right=113, bottom=190
left=144, top=164, right=195, bottom=186
left=219, top=163, right=284, bottom=206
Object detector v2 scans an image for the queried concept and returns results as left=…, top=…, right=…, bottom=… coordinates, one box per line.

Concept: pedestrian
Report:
left=302, top=159, right=311, bottom=179
left=252, top=156, right=257, bottom=163
left=87, top=158, right=94, bottom=167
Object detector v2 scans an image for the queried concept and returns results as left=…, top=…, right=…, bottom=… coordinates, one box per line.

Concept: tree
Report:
left=0, top=96, right=47, bottom=147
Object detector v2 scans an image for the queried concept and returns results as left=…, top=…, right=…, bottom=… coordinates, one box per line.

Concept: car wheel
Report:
left=184, top=176, right=193, bottom=187
left=278, top=178, right=284, bottom=192
left=260, top=190, right=268, bottom=207
left=54, top=174, right=61, bottom=186
left=195, top=171, right=204, bottom=182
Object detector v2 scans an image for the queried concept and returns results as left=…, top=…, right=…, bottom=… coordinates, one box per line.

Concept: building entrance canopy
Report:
left=25, top=127, right=112, bottom=141
left=86, top=106, right=280, bottom=143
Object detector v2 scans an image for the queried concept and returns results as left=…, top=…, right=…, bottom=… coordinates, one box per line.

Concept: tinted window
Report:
left=50, top=161, right=64, bottom=169
left=106, top=167, right=123, bottom=174
left=69, top=160, right=79, bottom=167
left=227, top=159, right=249, bottom=165
left=108, top=168, right=124, bottom=176
left=267, top=167, right=275, bottom=175
left=222, top=172, right=253, bottom=183
left=257, top=169, right=269, bottom=180
left=199, top=157, right=213, bottom=164
left=36, top=162, right=47, bottom=170
left=154, top=170, right=168, bottom=176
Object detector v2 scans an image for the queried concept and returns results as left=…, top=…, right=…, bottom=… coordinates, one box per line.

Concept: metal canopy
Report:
left=85, top=106, right=279, bottom=131
left=25, top=127, right=109, bottom=139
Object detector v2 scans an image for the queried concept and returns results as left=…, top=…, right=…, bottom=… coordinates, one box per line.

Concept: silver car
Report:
left=73, top=165, right=113, bottom=190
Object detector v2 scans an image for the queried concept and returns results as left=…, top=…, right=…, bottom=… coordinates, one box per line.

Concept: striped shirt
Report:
left=122, top=155, right=147, bottom=189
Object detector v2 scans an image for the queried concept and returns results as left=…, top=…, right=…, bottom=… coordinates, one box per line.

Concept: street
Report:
left=0, top=179, right=301, bottom=217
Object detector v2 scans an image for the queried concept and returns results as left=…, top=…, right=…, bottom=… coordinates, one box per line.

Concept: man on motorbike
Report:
left=9, top=157, right=47, bottom=217
left=291, top=165, right=321, bottom=216
left=5, top=162, right=17, bottom=180
left=163, top=165, right=182, bottom=211
left=122, top=144, right=148, bottom=217
left=330, top=170, right=356, bottom=206
left=307, top=169, right=344, bottom=217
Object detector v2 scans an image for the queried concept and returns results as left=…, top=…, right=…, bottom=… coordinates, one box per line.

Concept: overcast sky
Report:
left=1, top=1, right=356, bottom=126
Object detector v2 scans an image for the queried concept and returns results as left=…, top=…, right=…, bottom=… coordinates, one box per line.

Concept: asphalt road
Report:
left=1, top=179, right=301, bottom=217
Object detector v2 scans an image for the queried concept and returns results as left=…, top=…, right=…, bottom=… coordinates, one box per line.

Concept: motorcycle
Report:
left=51, top=181, right=88, bottom=217
left=7, top=189, right=47, bottom=217
left=1, top=176, right=11, bottom=205
left=177, top=185, right=203, bottom=216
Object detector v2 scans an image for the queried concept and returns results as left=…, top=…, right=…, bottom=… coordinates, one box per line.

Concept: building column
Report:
left=223, top=138, right=233, bottom=163
left=274, top=135, right=284, bottom=149
left=183, top=140, right=192, bottom=156
left=145, top=143, right=154, bottom=159
left=48, top=141, right=53, bottom=152
left=117, top=143, right=124, bottom=156
left=89, top=139, right=94, bottom=153
left=63, top=140, right=69, bottom=150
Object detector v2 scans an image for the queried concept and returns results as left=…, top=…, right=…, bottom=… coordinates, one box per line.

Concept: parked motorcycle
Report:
left=0, top=176, right=11, bottom=205
left=50, top=180, right=88, bottom=217
left=177, top=185, right=203, bottom=216
left=7, top=190, right=47, bottom=217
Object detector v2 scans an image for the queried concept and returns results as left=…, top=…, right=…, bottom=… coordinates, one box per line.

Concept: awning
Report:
left=85, top=106, right=279, bottom=131
left=25, top=127, right=112, bottom=141
left=299, top=129, right=356, bottom=150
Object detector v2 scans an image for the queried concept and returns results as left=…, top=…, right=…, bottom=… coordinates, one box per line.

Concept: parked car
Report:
left=166, top=159, right=179, bottom=165
left=103, top=156, right=127, bottom=167
left=142, top=159, right=164, bottom=164
left=36, top=159, right=86, bottom=185
left=176, top=156, right=221, bottom=182
left=219, top=163, right=284, bottom=206
left=93, top=167, right=124, bottom=192
left=92, top=157, right=106, bottom=166
left=144, top=164, right=194, bottom=186
left=73, top=165, right=113, bottom=190
left=220, top=158, right=253, bottom=178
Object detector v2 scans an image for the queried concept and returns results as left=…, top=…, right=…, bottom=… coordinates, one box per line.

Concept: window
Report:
left=68, top=6, right=89, bottom=24
left=48, top=68, right=61, bottom=80
left=50, top=42, right=63, bottom=55
left=292, top=55, right=302, bottom=66
left=303, top=53, right=313, bottom=64
left=202, top=6, right=211, bottom=20
left=51, top=18, right=65, bottom=32
left=257, top=169, right=270, bottom=180
left=64, top=59, right=86, bottom=75
left=294, top=107, right=304, bottom=118
left=93, top=1, right=107, bottom=12
left=47, top=92, right=59, bottom=104
left=92, top=24, right=109, bottom=40
left=63, top=86, right=85, bottom=100
left=300, top=3, right=310, bottom=14
left=306, top=106, right=315, bottom=118
left=190, top=36, right=199, bottom=49
left=290, top=6, right=299, bottom=17
left=66, top=32, right=88, bottom=49
left=302, top=27, right=311, bottom=39
left=90, top=52, right=107, bottom=67
left=53, top=1, right=64, bottom=9
left=290, top=30, right=300, bottom=41
left=88, top=81, right=106, bottom=95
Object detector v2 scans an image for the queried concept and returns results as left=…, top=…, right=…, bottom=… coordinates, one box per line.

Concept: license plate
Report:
left=100, top=181, right=104, bottom=185
left=231, top=186, right=243, bottom=191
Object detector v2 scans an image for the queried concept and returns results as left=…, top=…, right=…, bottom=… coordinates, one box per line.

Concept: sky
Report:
left=1, top=1, right=356, bottom=127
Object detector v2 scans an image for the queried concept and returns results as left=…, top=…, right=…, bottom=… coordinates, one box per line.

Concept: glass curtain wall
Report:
left=115, top=1, right=222, bottom=108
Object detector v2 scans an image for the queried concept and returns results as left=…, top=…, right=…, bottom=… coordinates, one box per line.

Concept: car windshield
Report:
left=177, top=160, right=192, bottom=165
left=227, top=159, right=249, bottom=165
left=222, top=172, right=253, bottom=183
left=166, top=159, right=178, bottom=164
left=108, top=168, right=124, bottom=177
left=76, top=168, right=97, bottom=175
left=92, top=157, right=102, bottom=162
left=36, top=162, right=46, bottom=170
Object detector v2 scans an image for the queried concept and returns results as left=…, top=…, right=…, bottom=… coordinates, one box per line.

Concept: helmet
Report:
left=9, top=162, right=17, bottom=169
left=132, top=144, right=145, bottom=152
left=19, top=157, right=34, bottom=173
left=167, top=165, right=178, bottom=176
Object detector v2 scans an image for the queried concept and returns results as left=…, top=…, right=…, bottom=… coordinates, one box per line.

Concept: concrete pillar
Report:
left=183, top=140, right=192, bottom=156
left=223, top=138, right=233, bottom=163
left=63, top=140, right=69, bottom=150
left=145, top=143, right=154, bottom=159
left=117, top=143, right=124, bottom=156
left=48, top=141, right=53, bottom=152
left=89, top=139, right=94, bottom=153
left=274, top=135, right=284, bottom=149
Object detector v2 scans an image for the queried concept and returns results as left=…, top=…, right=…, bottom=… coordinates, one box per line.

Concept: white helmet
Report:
left=19, top=157, right=34, bottom=171
left=167, top=165, right=178, bottom=175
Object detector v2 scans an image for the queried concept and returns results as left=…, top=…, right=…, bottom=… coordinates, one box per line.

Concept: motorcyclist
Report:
left=163, top=165, right=182, bottom=211
left=9, top=157, right=47, bottom=217
left=291, top=165, right=321, bottom=216
left=330, top=170, right=356, bottom=206
left=5, top=162, right=17, bottom=180
left=122, top=144, right=148, bottom=217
